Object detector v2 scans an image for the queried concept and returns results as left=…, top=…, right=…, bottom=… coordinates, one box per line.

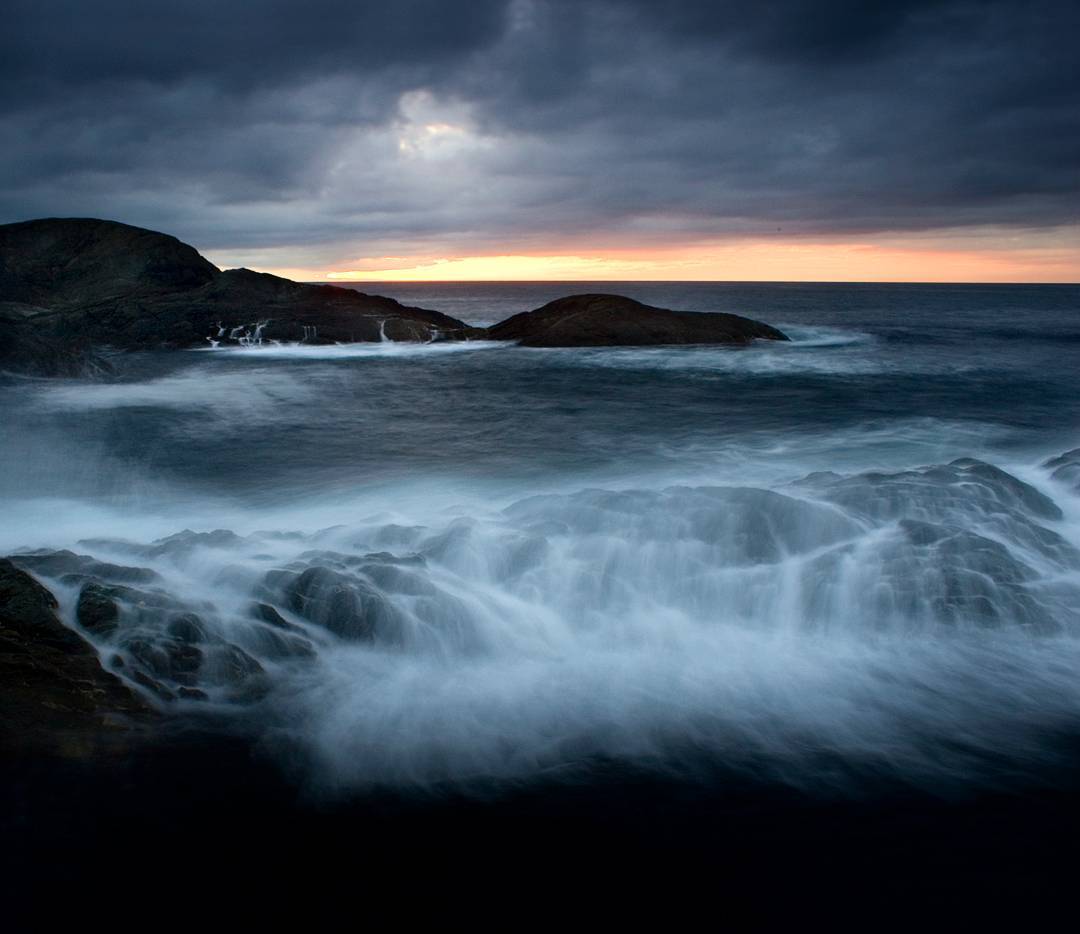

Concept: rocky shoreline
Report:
left=0, top=559, right=153, bottom=759
left=1, top=217, right=788, bottom=376
left=3, top=449, right=1076, bottom=763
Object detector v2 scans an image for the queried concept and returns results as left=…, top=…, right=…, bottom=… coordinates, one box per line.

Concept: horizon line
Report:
left=305, top=278, right=1080, bottom=286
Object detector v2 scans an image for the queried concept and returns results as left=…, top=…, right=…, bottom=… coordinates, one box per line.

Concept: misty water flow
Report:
left=3, top=282, right=1079, bottom=793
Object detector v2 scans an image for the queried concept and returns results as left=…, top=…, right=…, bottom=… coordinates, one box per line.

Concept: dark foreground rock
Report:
left=6, top=726, right=1080, bottom=928
left=8, top=546, right=298, bottom=704
left=486, top=293, right=789, bottom=347
left=0, top=558, right=152, bottom=755
left=0, top=306, right=113, bottom=377
left=0, top=217, right=482, bottom=375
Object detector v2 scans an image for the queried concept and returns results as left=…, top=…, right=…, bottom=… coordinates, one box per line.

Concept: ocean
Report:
left=3, top=280, right=1080, bottom=918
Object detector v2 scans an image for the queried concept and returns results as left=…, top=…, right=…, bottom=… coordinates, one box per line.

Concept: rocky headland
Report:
left=0, top=217, right=482, bottom=375
left=1, top=217, right=788, bottom=375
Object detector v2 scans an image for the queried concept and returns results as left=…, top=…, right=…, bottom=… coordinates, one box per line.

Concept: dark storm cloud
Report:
left=1, top=0, right=1076, bottom=257
left=0, top=0, right=507, bottom=90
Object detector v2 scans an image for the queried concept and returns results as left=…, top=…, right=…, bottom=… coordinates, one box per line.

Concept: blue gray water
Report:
left=2, top=281, right=1079, bottom=792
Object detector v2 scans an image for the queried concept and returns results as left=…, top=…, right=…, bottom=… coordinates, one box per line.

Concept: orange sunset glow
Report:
left=251, top=231, right=1079, bottom=284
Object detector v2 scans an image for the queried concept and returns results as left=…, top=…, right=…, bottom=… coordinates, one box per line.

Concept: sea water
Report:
left=2, top=281, right=1079, bottom=796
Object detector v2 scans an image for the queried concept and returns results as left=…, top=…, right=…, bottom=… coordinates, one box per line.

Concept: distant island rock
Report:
left=1, top=218, right=789, bottom=376
left=486, top=293, right=789, bottom=347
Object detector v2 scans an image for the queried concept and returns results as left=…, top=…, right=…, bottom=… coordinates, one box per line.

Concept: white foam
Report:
left=6, top=332, right=1078, bottom=793
left=191, top=340, right=506, bottom=360
left=5, top=452, right=1078, bottom=791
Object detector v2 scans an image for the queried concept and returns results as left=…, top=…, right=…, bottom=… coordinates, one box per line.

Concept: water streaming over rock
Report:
left=2, top=281, right=1079, bottom=792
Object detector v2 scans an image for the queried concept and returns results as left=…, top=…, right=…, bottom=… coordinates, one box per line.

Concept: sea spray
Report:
left=6, top=453, right=1079, bottom=791
left=3, top=281, right=1079, bottom=794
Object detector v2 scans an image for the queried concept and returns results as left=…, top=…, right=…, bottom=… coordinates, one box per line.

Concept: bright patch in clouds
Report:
left=394, top=90, right=487, bottom=157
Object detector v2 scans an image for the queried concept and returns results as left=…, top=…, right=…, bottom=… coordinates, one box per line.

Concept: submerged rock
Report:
left=113, top=623, right=271, bottom=702
left=1044, top=448, right=1080, bottom=494
left=71, top=580, right=187, bottom=632
left=57, top=561, right=285, bottom=703
left=948, top=458, right=1062, bottom=520
left=800, top=458, right=1074, bottom=556
left=167, top=613, right=208, bottom=644
left=250, top=601, right=304, bottom=632
left=793, top=459, right=1080, bottom=633
left=144, top=528, right=246, bottom=558
left=248, top=625, right=316, bottom=661
left=267, top=565, right=404, bottom=642
left=485, top=293, right=789, bottom=347
left=202, top=643, right=266, bottom=690
left=10, top=549, right=160, bottom=584
left=0, top=559, right=151, bottom=754
left=76, top=582, right=122, bottom=637
left=124, top=636, right=203, bottom=686
left=247, top=604, right=316, bottom=658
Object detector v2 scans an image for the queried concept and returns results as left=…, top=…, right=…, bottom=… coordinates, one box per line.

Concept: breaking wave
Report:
left=8, top=450, right=1080, bottom=792
left=5, top=281, right=1080, bottom=799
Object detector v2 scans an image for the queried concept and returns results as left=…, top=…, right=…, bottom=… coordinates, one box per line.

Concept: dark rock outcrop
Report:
left=10, top=547, right=280, bottom=703
left=11, top=548, right=161, bottom=583
left=2, top=220, right=792, bottom=374
left=0, top=217, right=217, bottom=306
left=0, top=217, right=482, bottom=375
left=75, top=582, right=122, bottom=637
left=0, top=558, right=152, bottom=755
left=486, top=293, right=789, bottom=347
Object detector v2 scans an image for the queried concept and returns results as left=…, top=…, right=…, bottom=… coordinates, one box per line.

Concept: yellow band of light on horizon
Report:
left=208, top=233, right=1080, bottom=284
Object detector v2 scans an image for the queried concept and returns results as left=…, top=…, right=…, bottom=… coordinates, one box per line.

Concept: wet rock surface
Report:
left=263, top=550, right=458, bottom=646
left=794, top=457, right=1080, bottom=633
left=75, top=581, right=122, bottom=636
left=2, top=451, right=1079, bottom=776
left=1045, top=448, right=1080, bottom=494
left=8, top=541, right=290, bottom=705
left=10, top=548, right=161, bottom=583
left=0, top=558, right=151, bottom=755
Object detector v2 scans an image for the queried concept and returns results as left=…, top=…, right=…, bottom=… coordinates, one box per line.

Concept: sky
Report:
left=1, top=0, right=1077, bottom=282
